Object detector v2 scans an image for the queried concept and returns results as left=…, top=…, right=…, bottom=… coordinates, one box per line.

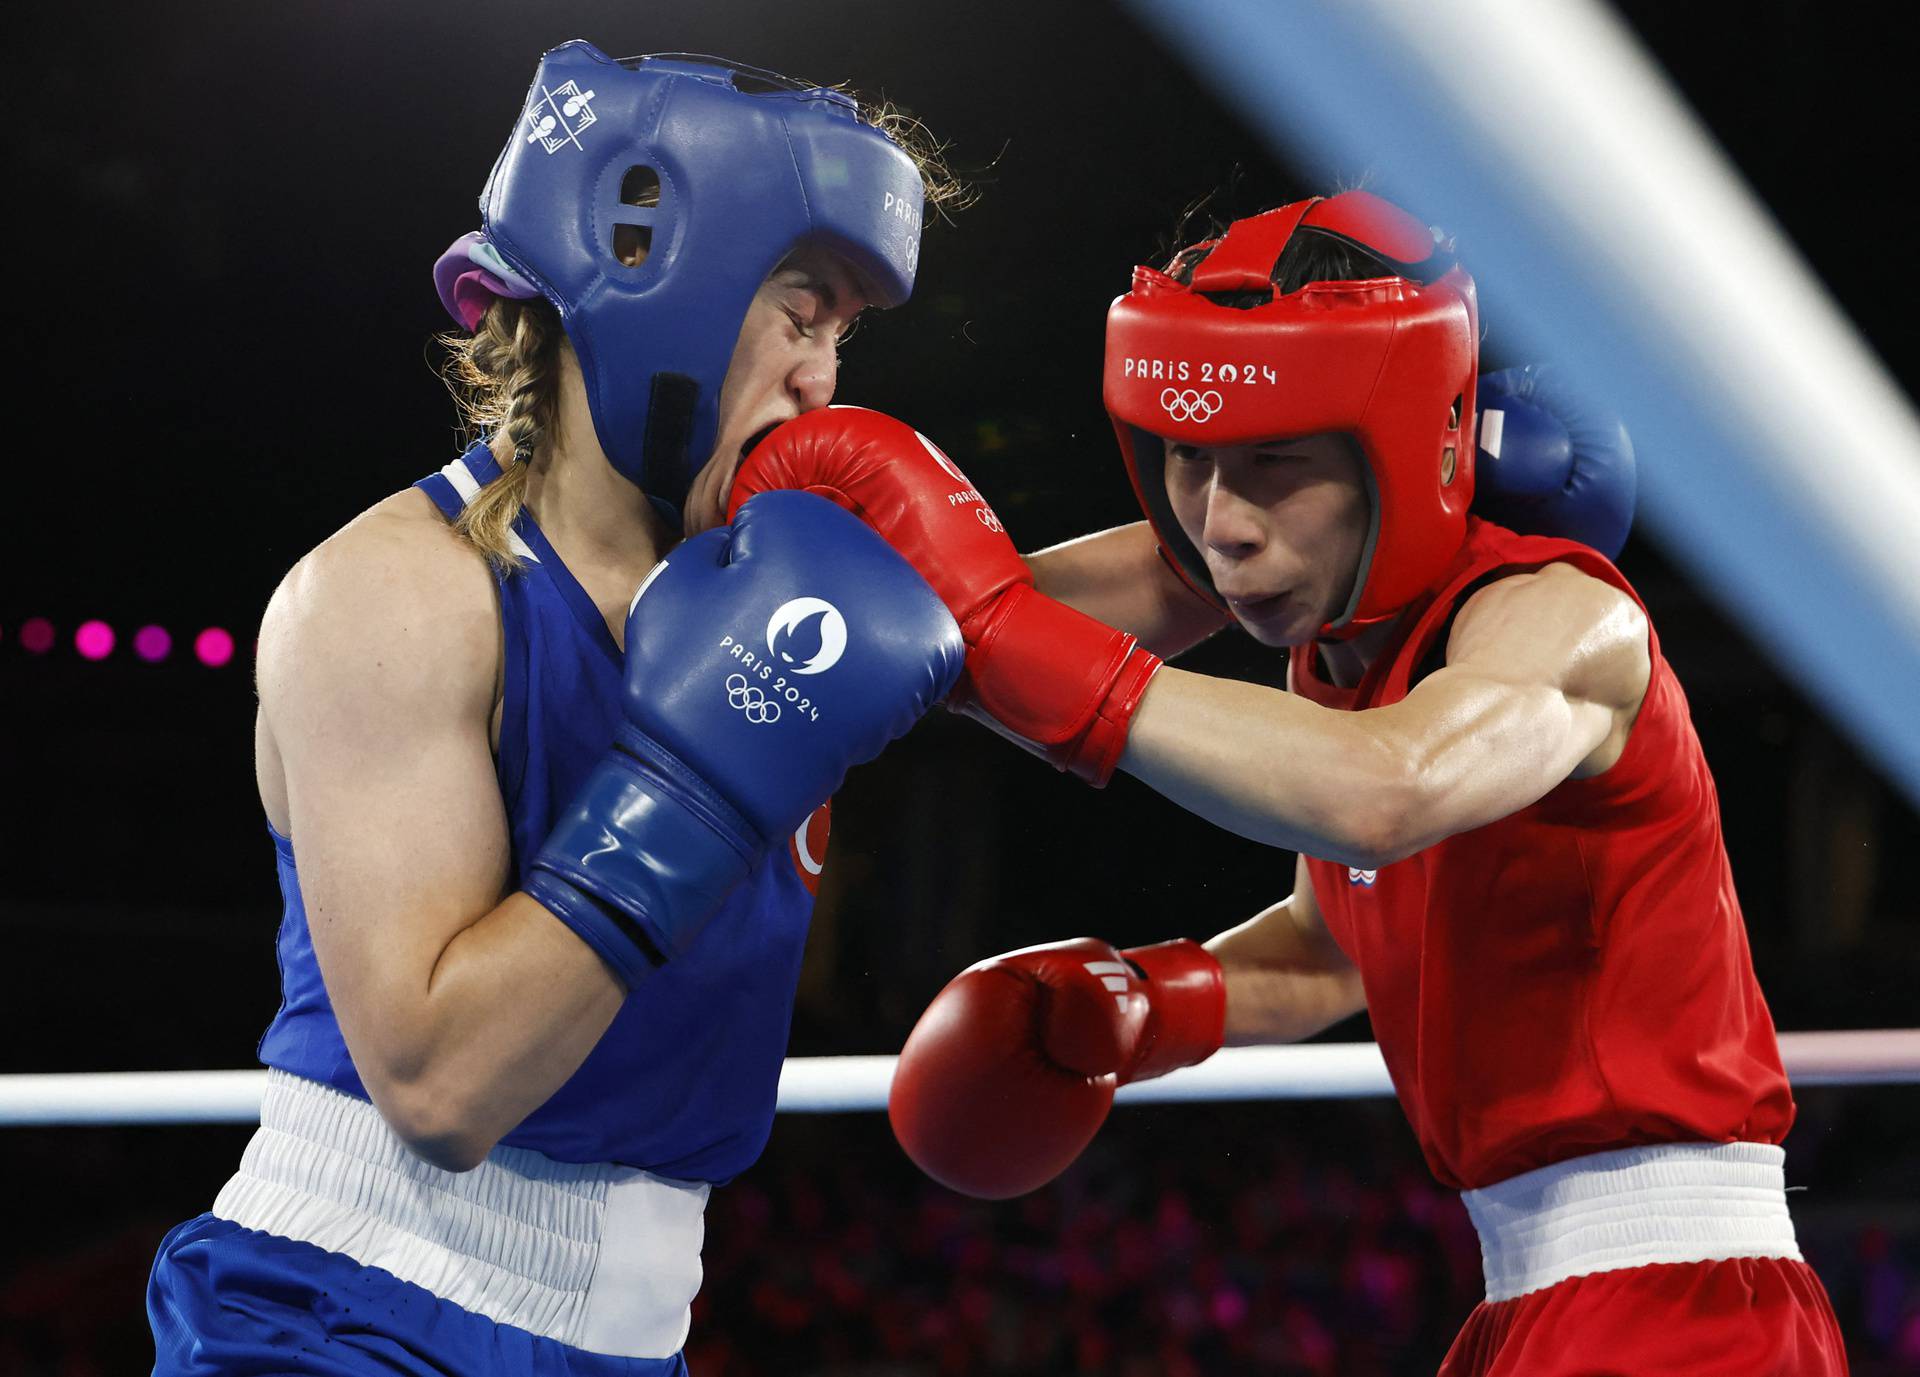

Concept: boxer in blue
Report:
left=147, top=43, right=964, bottom=1375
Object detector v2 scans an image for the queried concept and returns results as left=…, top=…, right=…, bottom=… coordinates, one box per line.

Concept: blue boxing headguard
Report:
left=446, top=41, right=927, bottom=527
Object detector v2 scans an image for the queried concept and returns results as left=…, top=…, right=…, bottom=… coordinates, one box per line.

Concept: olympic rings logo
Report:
left=1160, top=388, right=1224, bottom=424
left=726, top=673, right=782, bottom=725
left=975, top=506, right=1005, bottom=534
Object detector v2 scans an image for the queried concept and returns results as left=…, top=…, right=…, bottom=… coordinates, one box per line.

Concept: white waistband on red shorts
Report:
left=212, top=1070, right=709, bottom=1359
left=1461, top=1141, right=1802, bottom=1303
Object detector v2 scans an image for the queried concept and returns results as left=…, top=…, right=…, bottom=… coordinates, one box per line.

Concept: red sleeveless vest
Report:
left=1291, top=518, right=1793, bottom=1190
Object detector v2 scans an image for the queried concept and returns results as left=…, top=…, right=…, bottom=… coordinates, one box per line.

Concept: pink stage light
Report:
left=134, top=625, right=173, bottom=663
left=20, top=618, right=55, bottom=654
left=76, top=620, right=116, bottom=660
left=195, top=626, right=235, bottom=668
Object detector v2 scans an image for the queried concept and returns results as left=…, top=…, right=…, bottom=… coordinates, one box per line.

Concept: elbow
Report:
left=1331, top=808, right=1410, bottom=873
left=399, top=1123, right=494, bottom=1176
left=1324, top=749, right=1427, bottom=871
left=367, top=1076, right=499, bottom=1174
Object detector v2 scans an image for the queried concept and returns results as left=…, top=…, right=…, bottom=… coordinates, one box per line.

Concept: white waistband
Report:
left=1462, top=1142, right=1801, bottom=1302
left=212, top=1070, right=709, bottom=1358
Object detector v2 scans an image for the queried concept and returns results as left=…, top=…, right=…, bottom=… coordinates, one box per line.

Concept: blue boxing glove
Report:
left=1473, top=363, right=1637, bottom=558
left=527, top=490, right=964, bottom=987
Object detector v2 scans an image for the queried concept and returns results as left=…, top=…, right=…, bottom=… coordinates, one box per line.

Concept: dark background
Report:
left=3, top=1, right=1916, bottom=1372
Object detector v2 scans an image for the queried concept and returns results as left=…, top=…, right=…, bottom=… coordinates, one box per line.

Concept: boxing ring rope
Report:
left=4, top=1031, right=1916, bottom=1127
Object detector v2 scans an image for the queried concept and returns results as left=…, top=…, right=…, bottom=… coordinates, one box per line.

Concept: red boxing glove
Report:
left=728, top=408, right=1162, bottom=786
left=887, top=937, right=1225, bottom=1199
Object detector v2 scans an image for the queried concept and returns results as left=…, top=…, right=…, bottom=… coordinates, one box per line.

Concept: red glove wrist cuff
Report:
left=1067, top=643, right=1160, bottom=786
left=957, top=586, right=1163, bottom=788
left=1118, top=939, right=1226, bottom=1084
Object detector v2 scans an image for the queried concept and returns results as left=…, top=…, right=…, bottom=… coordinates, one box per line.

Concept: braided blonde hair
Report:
left=435, top=297, right=562, bottom=572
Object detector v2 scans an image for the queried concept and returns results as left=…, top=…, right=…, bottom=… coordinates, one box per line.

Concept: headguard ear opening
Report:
left=611, top=166, right=661, bottom=268
left=620, top=166, right=661, bottom=207
left=613, top=225, right=654, bottom=268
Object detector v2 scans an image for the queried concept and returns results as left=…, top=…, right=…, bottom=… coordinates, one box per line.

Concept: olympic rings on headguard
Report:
left=1160, top=388, right=1225, bottom=423
left=725, top=673, right=782, bottom=725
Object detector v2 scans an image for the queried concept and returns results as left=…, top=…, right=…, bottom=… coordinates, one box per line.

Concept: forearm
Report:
left=1204, top=902, right=1366, bottom=1045
left=349, top=892, right=627, bottom=1170
left=1121, top=667, right=1414, bottom=865
left=1214, top=962, right=1368, bottom=1045
left=1026, top=522, right=1223, bottom=658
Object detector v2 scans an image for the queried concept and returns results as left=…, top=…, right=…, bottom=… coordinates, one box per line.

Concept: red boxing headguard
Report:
left=1104, top=192, right=1478, bottom=633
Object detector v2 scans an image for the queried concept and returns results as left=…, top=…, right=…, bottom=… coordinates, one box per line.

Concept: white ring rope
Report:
left=3, top=1031, right=1916, bottom=1127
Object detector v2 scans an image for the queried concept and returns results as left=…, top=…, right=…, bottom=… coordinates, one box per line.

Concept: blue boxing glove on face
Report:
left=1473, top=362, right=1637, bottom=559
left=527, top=490, right=965, bottom=988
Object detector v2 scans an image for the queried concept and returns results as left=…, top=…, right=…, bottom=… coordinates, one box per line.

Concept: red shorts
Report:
left=1439, top=1256, right=1847, bottom=1376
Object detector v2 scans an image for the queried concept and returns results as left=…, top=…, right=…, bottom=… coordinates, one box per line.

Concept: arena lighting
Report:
left=194, top=626, right=236, bottom=668
left=134, top=624, right=173, bottom=663
left=5, top=618, right=237, bottom=665
left=75, top=620, right=115, bottom=660
left=1122, top=0, right=1920, bottom=809
left=19, top=617, right=54, bottom=654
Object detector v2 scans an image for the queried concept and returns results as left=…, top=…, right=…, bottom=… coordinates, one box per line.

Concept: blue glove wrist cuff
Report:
left=529, top=729, right=769, bottom=988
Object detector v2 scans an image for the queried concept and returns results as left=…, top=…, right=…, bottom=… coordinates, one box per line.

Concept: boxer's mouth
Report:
left=741, top=421, right=783, bottom=460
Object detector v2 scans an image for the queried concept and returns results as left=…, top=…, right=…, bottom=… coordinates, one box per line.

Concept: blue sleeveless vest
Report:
left=256, top=441, right=822, bottom=1181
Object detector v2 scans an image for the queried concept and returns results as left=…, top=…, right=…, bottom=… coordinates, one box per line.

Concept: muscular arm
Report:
left=261, top=506, right=625, bottom=1171
left=1206, top=854, right=1366, bottom=1045
left=1120, top=563, right=1651, bottom=867
left=1026, top=522, right=1224, bottom=658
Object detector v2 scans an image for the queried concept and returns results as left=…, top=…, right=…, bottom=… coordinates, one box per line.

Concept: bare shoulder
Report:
left=259, top=488, right=501, bottom=729
left=1446, top=562, right=1649, bottom=717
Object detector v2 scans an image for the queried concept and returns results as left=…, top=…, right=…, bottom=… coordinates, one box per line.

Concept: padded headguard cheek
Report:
left=1111, top=416, right=1227, bottom=615
left=459, top=41, right=926, bottom=529
left=1102, top=192, right=1478, bottom=637
left=1103, top=266, right=1228, bottom=612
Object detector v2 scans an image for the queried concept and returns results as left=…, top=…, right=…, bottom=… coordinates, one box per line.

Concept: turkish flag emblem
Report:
left=789, top=800, right=832, bottom=895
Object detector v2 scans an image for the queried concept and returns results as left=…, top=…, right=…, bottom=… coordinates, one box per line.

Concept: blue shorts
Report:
left=148, top=1215, right=689, bottom=1377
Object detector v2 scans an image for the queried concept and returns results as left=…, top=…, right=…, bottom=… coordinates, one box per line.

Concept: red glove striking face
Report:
left=729, top=408, right=1161, bottom=786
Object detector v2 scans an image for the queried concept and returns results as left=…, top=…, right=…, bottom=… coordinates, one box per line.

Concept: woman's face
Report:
left=1163, top=433, right=1373, bottom=646
left=680, top=248, right=870, bottom=536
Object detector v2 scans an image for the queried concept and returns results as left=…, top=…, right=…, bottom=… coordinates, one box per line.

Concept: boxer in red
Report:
left=727, top=192, right=1849, bottom=1374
